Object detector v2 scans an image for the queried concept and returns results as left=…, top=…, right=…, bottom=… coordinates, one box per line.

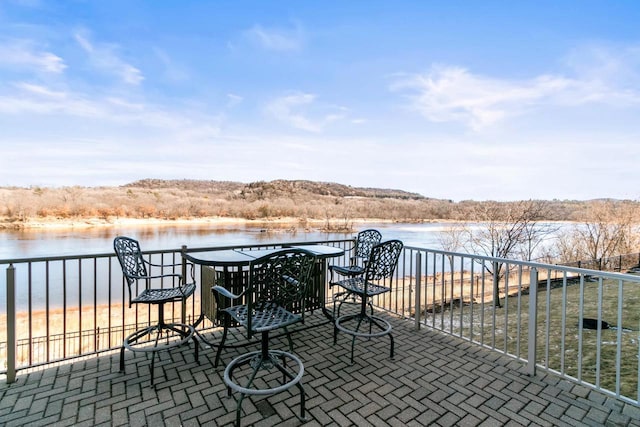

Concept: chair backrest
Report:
left=364, top=240, right=404, bottom=283
left=248, top=248, right=317, bottom=319
left=113, top=236, right=148, bottom=290
left=355, top=229, right=382, bottom=260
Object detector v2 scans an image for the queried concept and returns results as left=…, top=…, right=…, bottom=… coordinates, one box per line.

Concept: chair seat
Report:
left=132, top=283, right=196, bottom=304
left=334, top=277, right=390, bottom=297
left=330, top=265, right=364, bottom=277
left=224, top=303, right=302, bottom=333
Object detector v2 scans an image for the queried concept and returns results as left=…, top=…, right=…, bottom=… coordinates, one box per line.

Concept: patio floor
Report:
left=1, top=310, right=639, bottom=427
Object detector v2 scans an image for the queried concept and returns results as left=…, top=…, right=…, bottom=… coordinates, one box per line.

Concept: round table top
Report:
left=183, top=244, right=344, bottom=267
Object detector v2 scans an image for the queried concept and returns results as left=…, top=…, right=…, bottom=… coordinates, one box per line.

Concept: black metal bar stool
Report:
left=332, top=240, right=403, bottom=364
left=113, top=236, right=198, bottom=387
left=213, top=248, right=316, bottom=426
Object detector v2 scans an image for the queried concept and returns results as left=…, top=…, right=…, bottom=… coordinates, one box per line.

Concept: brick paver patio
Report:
left=1, top=311, right=639, bottom=426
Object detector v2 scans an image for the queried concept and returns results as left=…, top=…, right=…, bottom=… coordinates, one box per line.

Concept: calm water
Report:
left=0, top=222, right=452, bottom=310
left=0, top=222, right=569, bottom=310
left=0, top=222, right=455, bottom=260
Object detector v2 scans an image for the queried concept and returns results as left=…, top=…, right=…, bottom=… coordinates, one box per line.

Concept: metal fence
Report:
left=2, top=240, right=640, bottom=406
left=0, top=239, right=353, bottom=380
left=562, top=252, right=640, bottom=272
left=377, top=246, right=640, bottom=406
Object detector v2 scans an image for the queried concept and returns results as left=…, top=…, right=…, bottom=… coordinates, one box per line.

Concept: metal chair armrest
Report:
left=143, top=258, right=182, bottom=268
left=212, top=285, right=244, bottom=301
left=129, top=273, right=182, bottom=281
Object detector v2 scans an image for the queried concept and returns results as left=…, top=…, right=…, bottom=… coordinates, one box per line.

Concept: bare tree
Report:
left=459, top=200, right=553, bottom=307
left=517, top=200, right=560, bottom=262
left=437, top=224, right=467, bottom=254
left=555, top=200, right=639, bottom=269
left=437, top=224, right=470, bottom=301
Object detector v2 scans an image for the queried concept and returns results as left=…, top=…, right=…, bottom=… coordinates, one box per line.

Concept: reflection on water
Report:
left=0, top=222, right=567, bottom=311
left=0, top=222, right=452, bottom=260
left=0, top=222, right=449, bottom=311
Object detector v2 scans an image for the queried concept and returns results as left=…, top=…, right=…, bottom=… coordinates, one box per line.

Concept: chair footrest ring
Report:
left=224, top=350, right=304, bottom=396
left=123, top=323, right=195, bottom=353
left=335, top=314, right=392, bottom=338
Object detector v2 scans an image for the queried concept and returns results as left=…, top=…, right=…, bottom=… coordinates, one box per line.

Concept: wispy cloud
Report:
left=392, top=48, right=640, bottom=131
left=226, top=93, right=243, bottom=108
left=0, top=81, right=221, bottom=141
left=153, top=47, right=189, bottom=81
left=0, top=39, right=66, bottom=73
left=391, top=66, right=574, bottom=130
left=265, top=92, right=347, bottom=132
left=244, top=23, right=304, bottom=51
left=74, top=30, right=143, bottom=85
left=564, top=43, right=640, bottom=85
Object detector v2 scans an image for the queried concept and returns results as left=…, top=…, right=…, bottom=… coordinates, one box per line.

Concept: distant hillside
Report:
left=125, top=179, right=428, bottom=200
left=1, top=178, right=638, bottom=230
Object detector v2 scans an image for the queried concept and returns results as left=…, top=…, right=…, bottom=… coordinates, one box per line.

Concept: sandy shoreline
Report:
left=0, top=216, right=404, bottom=231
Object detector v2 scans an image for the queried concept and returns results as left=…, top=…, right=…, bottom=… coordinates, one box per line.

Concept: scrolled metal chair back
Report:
left=355, top=229, right=382, bottom=260
left=364, top=240, right=403, bottom=283
left=113, top=236, right=148, bottom=288
left=250, top=249, right=316, bottom=313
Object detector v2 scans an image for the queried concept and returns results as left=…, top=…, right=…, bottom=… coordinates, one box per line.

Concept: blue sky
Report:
left=1, top=1, right=639, bottom=201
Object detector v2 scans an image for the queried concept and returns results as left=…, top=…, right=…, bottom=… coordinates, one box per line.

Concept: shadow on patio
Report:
left=1, top=311, right=639, bottom=427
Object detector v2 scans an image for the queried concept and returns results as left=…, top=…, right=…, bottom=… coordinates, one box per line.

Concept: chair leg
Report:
left=273, top=358, right=307, bottom=422
left=215, top=314, right=230, bottom=368
left=349, top=315, right=366, bottom=364
left=282, top=353, right=288, bottom=384
left=284, top=326, right=294, bottom=352
left=150, top=349, right=157, bottom=386
left=119, top=345, right=126, bottom=372
left=227, top=351, right=263, bottom=427
left=192, top=333, right=200, bottom=365
left=368, top=316, right=395, bottom=360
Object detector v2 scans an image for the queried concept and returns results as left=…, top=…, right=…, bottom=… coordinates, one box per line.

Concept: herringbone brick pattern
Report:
left=1, top=311, right=639, bottom=426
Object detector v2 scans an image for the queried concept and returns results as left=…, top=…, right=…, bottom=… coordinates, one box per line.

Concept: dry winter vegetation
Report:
left=0, top=178, right=628, bottom=225
left=1, top=179, right=638, bottom=265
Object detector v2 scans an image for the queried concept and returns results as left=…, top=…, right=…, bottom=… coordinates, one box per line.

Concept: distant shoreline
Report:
left=0, top=216, right=411, bottom=232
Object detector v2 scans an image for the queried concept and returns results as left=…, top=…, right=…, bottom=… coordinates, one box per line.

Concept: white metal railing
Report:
left=373, top=246, right=640, bottom=406
left=2, top=242, right=640, bottom=406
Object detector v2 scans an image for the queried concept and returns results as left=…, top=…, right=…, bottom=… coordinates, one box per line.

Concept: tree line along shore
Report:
left=2, top=179, right=638, bottom=230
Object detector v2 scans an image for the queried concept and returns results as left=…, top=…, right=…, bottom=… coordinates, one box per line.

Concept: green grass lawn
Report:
left=448, top=276, right=640, bottom=401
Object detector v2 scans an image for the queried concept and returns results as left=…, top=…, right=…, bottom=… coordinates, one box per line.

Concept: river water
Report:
left=0, top=221, right=571, bottom=311
left=0, top=222, right=459, bottom=310
left=0, top=221, right=458, bottom=260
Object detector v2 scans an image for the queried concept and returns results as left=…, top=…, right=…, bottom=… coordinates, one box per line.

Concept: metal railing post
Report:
left=181, top=245, right=188, bottom=324
left=415, top=252, right=422, bottom=330
left=6, top=263, right=16, bottom=383
left=527, top=267, right=538, bottom=376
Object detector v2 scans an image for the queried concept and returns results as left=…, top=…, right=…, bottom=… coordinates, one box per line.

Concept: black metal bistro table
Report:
left=182, top=244, right=344, bottom=340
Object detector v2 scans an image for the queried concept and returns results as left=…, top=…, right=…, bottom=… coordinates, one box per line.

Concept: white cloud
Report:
left=74, top=30, right=144, bottom=85
left=244, top=23, right=304, bottom=51
left=14, top=82, right=66, bottom=98
left=0, top=81, right=221, bottom=140
left=226, top=93, right=243, bottom=107
left=265, top=92, right=347, bottom=132
left=153, top=47, right=189, bottom=81
left=391, top=57, right=640, bottom=131
left=564, top=43, right=640, bottom=86
left=0, top=39, right=66, bottom=73
left=266, top=93, right=319, bottom=132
